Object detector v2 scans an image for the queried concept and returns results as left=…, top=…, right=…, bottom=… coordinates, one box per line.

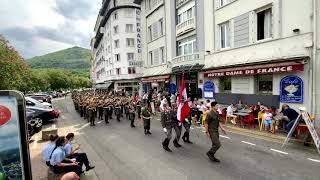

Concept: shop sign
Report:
left=136, top=9, right=141, bottom=54
left=280, top=75, right=303, bottom=103
left=203, top=80, right=215, bottom=99
left=204, top=64, right=304, bottom=78
left=129, top=61, right=143, bottom=67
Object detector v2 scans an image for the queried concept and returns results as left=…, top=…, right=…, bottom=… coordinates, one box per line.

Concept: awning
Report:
left=95, top=81, right=113, bottom=89
left=204, top=61, right=304, bottom=78
left=141, top=75, right=170, bottom=83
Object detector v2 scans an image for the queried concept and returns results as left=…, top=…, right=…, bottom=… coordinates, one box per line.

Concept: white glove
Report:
left=163, top=128, right=167, bottom=133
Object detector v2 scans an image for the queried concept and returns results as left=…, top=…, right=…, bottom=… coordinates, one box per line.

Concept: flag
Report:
left=177, top=74, right=190, bottom=123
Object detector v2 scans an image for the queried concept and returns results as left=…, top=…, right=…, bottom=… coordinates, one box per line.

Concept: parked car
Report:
left=26, top=106, right=60, bottom=124
left=45, top=91, right=58, bottom=98
left=27, top=94, right=52, bottom=103
left=26, top=109, right=42, bottom=139
left=25, top=97, right=52, bottom=108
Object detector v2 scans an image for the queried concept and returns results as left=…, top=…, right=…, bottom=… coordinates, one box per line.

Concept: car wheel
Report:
left=35, top=118, right=42, bottom=128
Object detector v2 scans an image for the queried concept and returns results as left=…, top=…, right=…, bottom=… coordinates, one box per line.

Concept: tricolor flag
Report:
left=177, top=74, right=190, bottom=123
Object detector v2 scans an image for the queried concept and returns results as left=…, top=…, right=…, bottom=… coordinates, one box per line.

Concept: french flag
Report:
left=177, top=74, right=190, bottom=123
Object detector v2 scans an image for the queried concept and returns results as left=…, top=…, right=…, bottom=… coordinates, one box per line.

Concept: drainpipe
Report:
left=312, top=0, right=318, bottom=125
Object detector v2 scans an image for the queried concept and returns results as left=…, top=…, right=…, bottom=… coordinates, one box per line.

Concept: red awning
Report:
left=141, top=75, right=170, bottom=83
left=204, top=61, right=304, bottom=78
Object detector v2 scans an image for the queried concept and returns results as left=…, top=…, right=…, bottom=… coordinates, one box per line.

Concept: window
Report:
left=257, top=8, right=272, bottom=40
left=127, top=53, right=134, bottom=61
left=149, top=51, right=153, bottom=65
left=256, top=75, right=273, bottom=94
left=148, top=26, right=152, bottom=42
left=220, top=77, right=231, bottom=92
left=116, top=68, right=121, bottom=75
left=220, top=21, right=230, bottom=48
left=219, top=0, right=228, bottom=7
left=128, top=67, right=136, bottom=74
left=114, top=12, right=118, bottom=20
left=126, top=24, right=134, bottom=33
left=115, top=54, right=120, bottom=62
left=177, top=6, right=194, bottom=24
left=114, top=40, right=119, bottom=48
left=160, top=47, right=165, bottom=63
left=159, top=18, right=164, bottom=36
left=126, top=38, right=135, bottom=47
left=114, top=26, right=119, bottom=34
left=177, top=38, right=197, bottom=56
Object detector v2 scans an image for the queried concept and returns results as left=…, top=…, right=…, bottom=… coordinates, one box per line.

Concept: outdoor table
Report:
left=234, top=112, right=249, bottom=127
left=238, top=109, right=252, bottom=113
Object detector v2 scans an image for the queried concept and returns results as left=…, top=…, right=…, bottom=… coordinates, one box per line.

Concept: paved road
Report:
left=46, top=97, right=320, bottom=180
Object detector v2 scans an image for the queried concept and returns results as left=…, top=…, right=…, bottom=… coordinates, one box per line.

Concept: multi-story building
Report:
left=138, top=0, right=205, bottom=98
left=91, top=0, right=142, bottom=94
left=201, top=0, right=320, bottom=120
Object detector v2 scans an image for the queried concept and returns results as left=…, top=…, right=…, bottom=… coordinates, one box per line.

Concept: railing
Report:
left=172, top=53, right=203, bottom=64
left=176, top=17, right=195, bottom=36
left=176, top=0, right=192, bottom=8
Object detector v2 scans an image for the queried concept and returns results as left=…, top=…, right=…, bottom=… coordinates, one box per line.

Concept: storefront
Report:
left=114, top=80, right=140, bottom=95
left=141, top=75, right=171, bottom=93
left=203, top=59, right=308, bottom=109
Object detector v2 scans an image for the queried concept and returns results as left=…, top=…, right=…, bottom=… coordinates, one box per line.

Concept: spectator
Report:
left=264, top=109, right=273, bottom=132
left=206, top=99, right=211, bottom=108
left=281, top=104, right=299, bottom=134
left=160, top=96, right=168, bottom=112
left=170, top=93, right=176, bottom=106
left=42, top=134, right=59, bottom=167
left=60, top=172, right=80, bottom=180
left=226, top=104, right=237, bottom=124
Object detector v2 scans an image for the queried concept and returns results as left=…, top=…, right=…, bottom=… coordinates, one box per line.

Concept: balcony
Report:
left=171, top=53, right=204, bottom=67
left=176, top=0, right=192, bottom=8
left=176, top=17, right=196, bottom=37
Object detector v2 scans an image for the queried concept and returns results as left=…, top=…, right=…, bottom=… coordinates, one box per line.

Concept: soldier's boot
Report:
left=182, top=132, right=187, bottom=142
left=173, top=139, right=182, bottom=148
left=162, top=138, right=172, bottom=152
left=105, top=116, right=109, bottom=124
left=131, top=119, right=135, bottom=128
left=185, top=132, right=193, bottom=144
left=144, top=129, right=147, bottom=135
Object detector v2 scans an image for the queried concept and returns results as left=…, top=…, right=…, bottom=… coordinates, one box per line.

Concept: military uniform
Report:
left=136, top=101, right=142, bottom=119
left=88, top=106, right=96, bottom=126
left=128, top=103, right=136, bottom=127
left=142, top=107, right=152, bottom=135
left=205, top=109, right=221, bottom=160
left=103, top=102, right=109, bottom=124
left=115, top=102, right=121, bottom=122
left=98, top=101, right=104, bottom=120
left=161, top=107, right=182, bottom=152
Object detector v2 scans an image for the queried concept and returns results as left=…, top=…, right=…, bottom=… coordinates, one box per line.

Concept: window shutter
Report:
left=152, top=22, right=158, bottom=40
left=154, top=49, right=159, bottom=65
left=215, top=0, right=220, bottom=9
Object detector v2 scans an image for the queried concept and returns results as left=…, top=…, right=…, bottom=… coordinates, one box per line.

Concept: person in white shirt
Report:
left=264, top=109, right=273, bottom=132
left=170, top=93, right=176, bottom=106
left=160, top=96, right=168, bottom=112
left=206, top=99, right=211, bottom=108
left=226, top=104, right=237, bottom=124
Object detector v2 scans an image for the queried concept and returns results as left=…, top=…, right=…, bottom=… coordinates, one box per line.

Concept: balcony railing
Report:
left=172, top=53, right=203, bottom=65
left=176, top=0, right=192, bottom=8
left=176, top=17, right=196, bottom=37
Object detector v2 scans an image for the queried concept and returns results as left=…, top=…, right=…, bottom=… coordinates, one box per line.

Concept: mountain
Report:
left=27, top=46, right=91, bottom=74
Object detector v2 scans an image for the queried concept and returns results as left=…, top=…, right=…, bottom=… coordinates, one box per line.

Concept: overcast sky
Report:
left=0, top=0, right=101, bottom=58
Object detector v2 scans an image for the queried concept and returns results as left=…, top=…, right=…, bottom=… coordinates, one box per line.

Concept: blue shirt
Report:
left=50, top=147, right=66, bottom=166
left=42, top=143, right=56, bottom=162
left=64, top=143, right=73, bottom=155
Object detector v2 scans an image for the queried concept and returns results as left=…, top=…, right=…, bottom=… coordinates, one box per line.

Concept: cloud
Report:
left=0, top=0, right=101, bottom=58
left=55, top=0, right=100, bottom=20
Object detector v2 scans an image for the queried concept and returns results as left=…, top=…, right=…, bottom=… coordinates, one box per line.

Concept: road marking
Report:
left=156, top=119, right=160, bottom=121
left=219, top=135, right=231, bottom=139
left=241, top=141, right=256, bottom=146
left=307, top=158, right=320, bottom=163
left=270, top=148, right=289, bottom=155
left=97, top=120, right=104, bottom=124
left=79, top=123, right=90, bottom=129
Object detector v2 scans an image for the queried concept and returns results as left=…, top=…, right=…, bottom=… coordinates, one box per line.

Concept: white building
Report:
left=202, top=0, right=320, bottom=122
left=91, top=0, right=142, bottom=95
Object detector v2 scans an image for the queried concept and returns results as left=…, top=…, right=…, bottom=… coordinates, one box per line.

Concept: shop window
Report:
left=220, top=77, right=231, bottom=92
left=256, top=75, right=273, bottom=94
left=257, top=8, right=272, bottom=40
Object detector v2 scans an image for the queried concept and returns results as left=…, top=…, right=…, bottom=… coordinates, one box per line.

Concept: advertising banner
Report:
left=203, top=80, right=215, bottom=99
left=280, top=75, right=303, bottom=103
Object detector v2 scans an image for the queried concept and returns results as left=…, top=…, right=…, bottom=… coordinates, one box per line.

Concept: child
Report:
left=264, top=109, right=273, bottom=132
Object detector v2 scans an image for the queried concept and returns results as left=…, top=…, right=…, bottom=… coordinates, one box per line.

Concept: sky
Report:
left=0, top=0, right=101, bottom=58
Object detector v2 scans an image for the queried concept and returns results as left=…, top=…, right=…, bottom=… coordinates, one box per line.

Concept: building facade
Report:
left=91, top=0, right=142, bottom=95
left=202, top=0, right=320, bottom=122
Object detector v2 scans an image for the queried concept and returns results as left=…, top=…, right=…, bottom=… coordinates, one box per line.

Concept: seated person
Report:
left=281, top=104, right=299, bottom=134
left=252, top=105, right=261, bottom=118
left=226, top=104, right=237, bottom=124
left=50, top=136, right=83, bottom=176
left=42, top=134, right=59, bottom=167
left=264, top=109, right=273, bottom=132
left=60, top=172, right=80, bottom=180
left=64, top=133, right=95, bottom=171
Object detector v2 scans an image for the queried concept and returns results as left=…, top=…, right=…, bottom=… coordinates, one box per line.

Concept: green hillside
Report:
left=27, top=46, right=91, bottom=75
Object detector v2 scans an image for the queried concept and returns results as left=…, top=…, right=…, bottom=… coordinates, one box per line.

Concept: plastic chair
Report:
left=240, top=113, right=255, bottom=129
left=257, top=112, right=265, bottom=131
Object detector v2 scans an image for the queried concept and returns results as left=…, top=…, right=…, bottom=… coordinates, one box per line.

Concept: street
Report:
left=29, top=97, right=320, bottom=180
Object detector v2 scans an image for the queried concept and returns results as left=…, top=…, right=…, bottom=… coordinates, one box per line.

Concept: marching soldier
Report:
left=88, top=101, right=96, bottom=126
left=98, top=100, right=104, bottom=120
left=161, top=103, right=182, bottom=152
left=115, top=100, right=122, bottom=122
left=108, top=99, right=113, bottom=120
left=103, top=100, right=109, bottom=124
left=124, top=100, right=130, bottom=119
left=136, top=100, right=142, bottom=119
left=141, top=104, right=152, bottom=135
left=128, top=102, right=136, bottom=128
left=79, top=99, right=84, bottom=117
